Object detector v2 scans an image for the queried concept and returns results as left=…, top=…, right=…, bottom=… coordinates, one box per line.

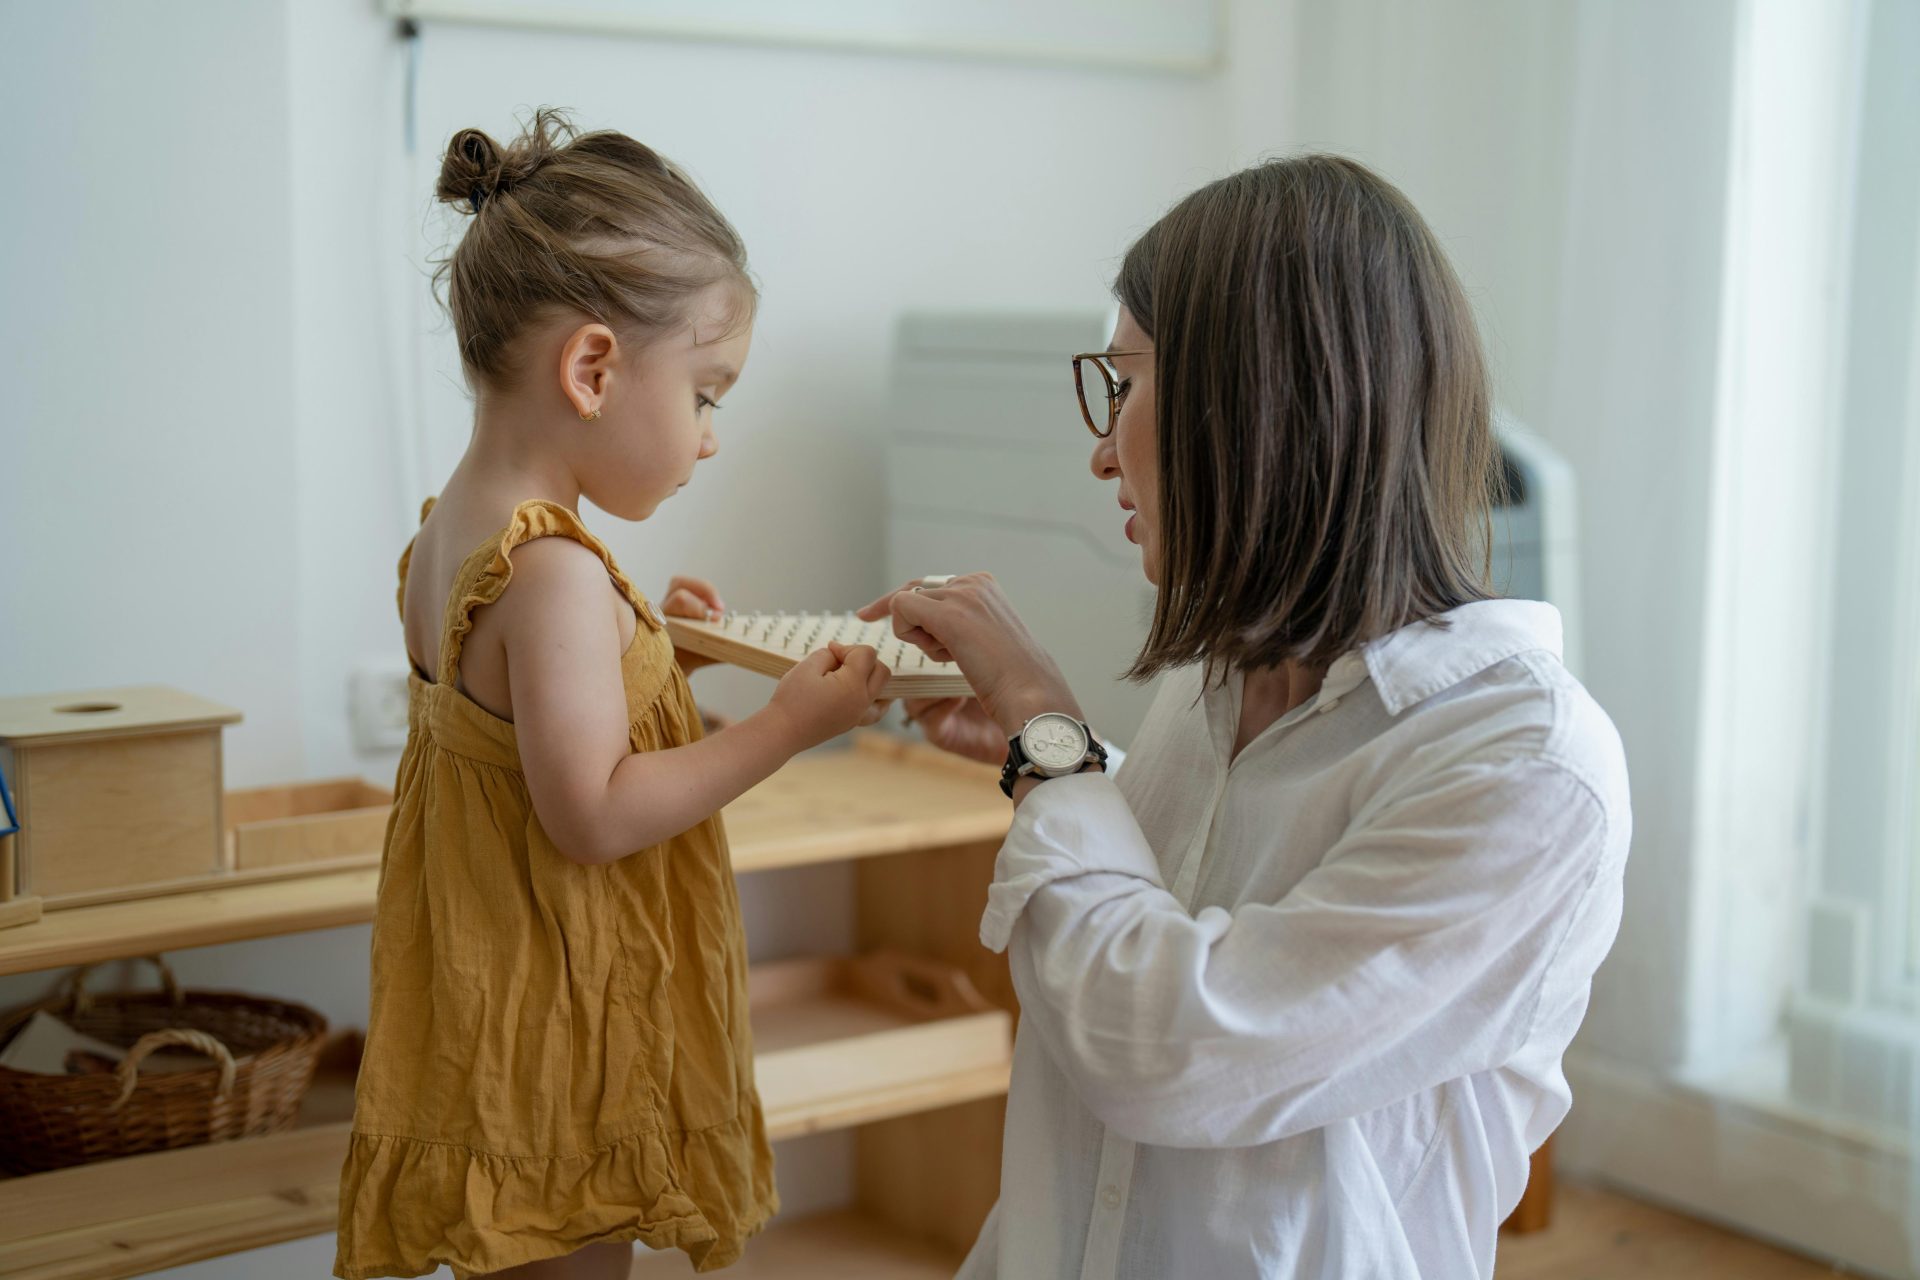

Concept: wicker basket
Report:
left=0, top=955, right=329, bottom=1174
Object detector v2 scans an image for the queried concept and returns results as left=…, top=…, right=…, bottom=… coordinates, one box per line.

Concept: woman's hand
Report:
left=857, top=573, right=1084, bottom=737
left=661, top=574, right=725, bottom=674
left=767, top=642, right=894, bottom=751
left=902, top=697, right=1007, bottom=766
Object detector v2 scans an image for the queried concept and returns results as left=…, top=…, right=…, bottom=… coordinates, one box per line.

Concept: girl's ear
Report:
left=558, top=323, right=619, bottom=419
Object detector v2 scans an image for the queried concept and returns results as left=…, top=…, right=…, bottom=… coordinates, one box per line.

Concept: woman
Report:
left=860, top=156, right=1629, bottom=1278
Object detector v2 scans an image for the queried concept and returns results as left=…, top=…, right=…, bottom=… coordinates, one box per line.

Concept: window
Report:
left=1785, top=0, right=1920, bottom=1131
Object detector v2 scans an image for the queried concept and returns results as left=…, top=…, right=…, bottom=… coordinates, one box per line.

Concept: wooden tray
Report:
left=33, top=780, right=391, bottom=913
left=224, top=780, right=391, bottom=872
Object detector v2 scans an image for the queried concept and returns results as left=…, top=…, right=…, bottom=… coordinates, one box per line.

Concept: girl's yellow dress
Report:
left=334, top=500, right=777, bottom=1279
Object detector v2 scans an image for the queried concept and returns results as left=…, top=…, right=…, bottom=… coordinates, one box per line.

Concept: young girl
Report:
left=334, top=111, right=890, bottom=1280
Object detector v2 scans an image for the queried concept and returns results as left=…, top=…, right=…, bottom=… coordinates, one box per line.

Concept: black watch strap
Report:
left=998, top=738, right=1026, bottom=799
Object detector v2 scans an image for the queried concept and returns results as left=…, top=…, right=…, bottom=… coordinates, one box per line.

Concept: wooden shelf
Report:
left=633, top=1208, right=961, bottom=1277
left=0, top=735, right=1007, bottom=978
left=0, top=1063, right=354, bottom=1280
left=0, top=867, right=380, bottom=979
left=720, top=734, right=1007, bottom=874
left=754, top=952, right=1012, bottom=1141
left=0, top=952, right=1011, bottom=1280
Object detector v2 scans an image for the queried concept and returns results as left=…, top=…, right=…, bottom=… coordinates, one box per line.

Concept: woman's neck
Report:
left=1232, top=660, right=1325, bottom=761
left=1248, top=660, right=1325, bottom=713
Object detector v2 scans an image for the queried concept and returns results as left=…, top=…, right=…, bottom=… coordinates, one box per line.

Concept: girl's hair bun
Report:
left=434, top=110, right=569, bottom=215
left=431, top=107, right=754, bottom=386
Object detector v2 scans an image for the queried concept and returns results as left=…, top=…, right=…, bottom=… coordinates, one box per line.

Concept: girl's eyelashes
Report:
left=696, top=393, right=720, bottom=413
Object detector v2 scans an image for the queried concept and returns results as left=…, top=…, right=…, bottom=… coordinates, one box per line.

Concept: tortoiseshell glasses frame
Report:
left=1071, top=350, right=1152, bottom=438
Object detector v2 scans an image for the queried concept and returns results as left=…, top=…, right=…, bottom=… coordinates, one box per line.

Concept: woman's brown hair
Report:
left=433, top=108, right=753, bottom=389
left=1115, top=154, right=1498, bottom=682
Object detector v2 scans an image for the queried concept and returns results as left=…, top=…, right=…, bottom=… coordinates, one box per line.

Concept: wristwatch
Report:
left=1000, top=712, right=1109, bottom=798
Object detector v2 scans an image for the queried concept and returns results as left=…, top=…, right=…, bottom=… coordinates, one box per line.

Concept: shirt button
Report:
left=1101, top=1184, right=1122, bottom=1208
left=1318, top=697, right=1340, bottom=714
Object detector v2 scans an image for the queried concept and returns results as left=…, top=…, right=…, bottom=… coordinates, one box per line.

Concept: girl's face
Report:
left=1090, top=307, right=1160, bottom=584
left=576, top=281, right=752, bottom=521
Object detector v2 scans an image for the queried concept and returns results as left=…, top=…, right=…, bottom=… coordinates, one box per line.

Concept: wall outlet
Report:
left=349, top=665, right=412, bottom=752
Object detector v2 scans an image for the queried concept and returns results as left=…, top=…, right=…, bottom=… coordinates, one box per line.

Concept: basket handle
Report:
left=67, top=955, right=184, bottom=1015
left=110, top=1028, right=238, bottom=1111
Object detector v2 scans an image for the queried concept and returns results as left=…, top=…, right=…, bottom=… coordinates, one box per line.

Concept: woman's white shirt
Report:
left=955, top=600, right=1630, bottom=1280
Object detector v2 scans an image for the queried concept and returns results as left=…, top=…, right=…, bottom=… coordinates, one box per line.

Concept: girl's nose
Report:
left=699, top=430, right=719, bottom=460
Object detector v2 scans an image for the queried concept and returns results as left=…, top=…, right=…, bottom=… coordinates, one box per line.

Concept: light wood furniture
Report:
left=630, top=1209, right=957, bottom=1278
left=0, top=734, right=1020, bottom=1280
left=0, top=830, right=40, bottom=930
left=0, top=687, right=241, bottom=911
left=0, top=736, right=1012, bottom=979
left=666, top=613, right=973, bottom=699
left=0, top=692, right=397, bottom=920
left=223, top=779, right=390, bottom=873
left=1507, top=1135, right=1555, bottom=1232
left=0, top=728, right=1562, bottom=1277
left=751, top=952, right=1009, bottom=1132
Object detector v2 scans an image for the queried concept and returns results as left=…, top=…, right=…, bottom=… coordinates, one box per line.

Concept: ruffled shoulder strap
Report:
left=395, top=497, right=437, bottom=621
left=434, top=499, right=661, bottom=686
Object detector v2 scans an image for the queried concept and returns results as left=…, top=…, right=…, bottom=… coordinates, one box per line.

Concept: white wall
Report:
left=1238, top=0, right=1744, bottom=1075
left=1267, top=0, right=1582, bottom=435
left=279, top=1, right=1233, bottom=779
left=4, top=0, right=1792, bottom=1269
left=0, top=2, right=1233, bottom=1274
left=400, top=21, right=1227, bottom=698
left=0, top=0, right=305, bottom=783
left=0, top=0, right=356, bottom=1030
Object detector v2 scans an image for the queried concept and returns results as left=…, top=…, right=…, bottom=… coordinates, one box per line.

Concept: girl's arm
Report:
left=497, top=537, right=885, bottom=864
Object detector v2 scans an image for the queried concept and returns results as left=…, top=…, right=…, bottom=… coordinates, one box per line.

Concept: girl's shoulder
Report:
left=412, top=496, right=624, bottom=596
left=402, top=495, right=644, bottom=678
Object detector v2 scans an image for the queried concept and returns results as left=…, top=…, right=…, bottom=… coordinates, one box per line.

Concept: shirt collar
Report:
left=1359, top=599, right=1564, bottom=716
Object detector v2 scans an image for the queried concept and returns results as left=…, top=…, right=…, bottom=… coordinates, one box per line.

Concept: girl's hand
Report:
left=857, top=573, right=1083, bottom=737
left=767, top=642, right=893, bottom=752
left=902, top=697, right=1006, bottom=766
left=662, top=574, right=726, bottom=673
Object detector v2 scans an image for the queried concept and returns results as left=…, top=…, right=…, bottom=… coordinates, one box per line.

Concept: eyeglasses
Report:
left=1071, top=350, right=1151, bottom=438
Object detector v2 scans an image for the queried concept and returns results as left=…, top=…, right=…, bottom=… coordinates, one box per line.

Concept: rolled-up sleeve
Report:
left=980, top=755, right=1617, bottom=1150
left=980, top=772, right=1159, bottom=951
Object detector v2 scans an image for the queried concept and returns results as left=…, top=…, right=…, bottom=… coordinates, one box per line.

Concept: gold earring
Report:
left=580, top=408, right=601, bottom=422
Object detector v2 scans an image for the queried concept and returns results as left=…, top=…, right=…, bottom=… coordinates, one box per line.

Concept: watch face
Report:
left=1022, top=713, right=1089, bottom=772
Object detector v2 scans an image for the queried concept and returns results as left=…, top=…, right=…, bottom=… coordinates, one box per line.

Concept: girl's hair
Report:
left=1114, top=154, right=1499, bottom=682
left=433, top=108, right=753, bottom=389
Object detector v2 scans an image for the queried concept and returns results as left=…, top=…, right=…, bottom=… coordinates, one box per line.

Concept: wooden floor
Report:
left=1500, top=1181, right=1854, bottom=1278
